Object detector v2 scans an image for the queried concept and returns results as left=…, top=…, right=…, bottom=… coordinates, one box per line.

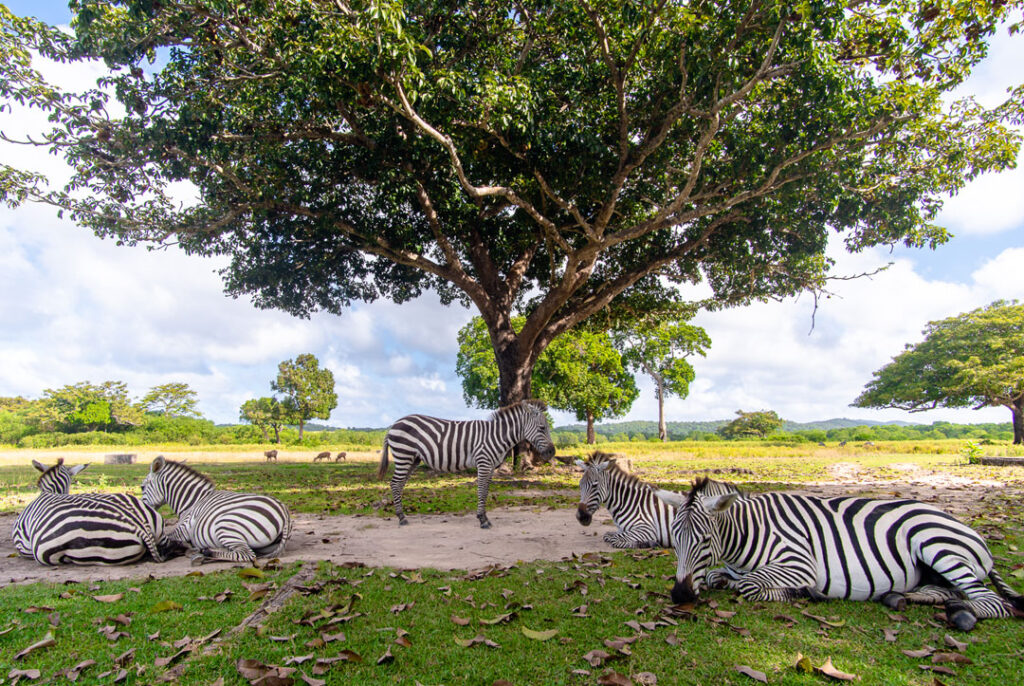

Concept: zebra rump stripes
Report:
left=12, top=458, right=174, bottom=566
left=575, top=452, right=674, bottom=549
left=656, top=478, right=1024, bottom=631
left=142, top=456, right=292, bottom=565
left=378, top=400, right=556, bottom=529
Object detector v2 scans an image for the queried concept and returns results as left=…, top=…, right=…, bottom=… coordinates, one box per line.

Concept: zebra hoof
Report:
left=804, top=586, right=828, bottom=602
left=478, top=517, right=492, bottom=529
left=398, top=518, right=409, bottom=526
left=946, top=602, right=977, bottom=632
left=882, top=592, right=907, bottom=611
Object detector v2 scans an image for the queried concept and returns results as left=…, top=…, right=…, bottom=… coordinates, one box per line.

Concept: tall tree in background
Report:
left=28, top=381, right=143, bottom=433
left=457, top=317, right=637, bottom=445
left=1, top=2, right=1020, bottom=406
left=717, top=409, right=784, bottom=439
left=239, top=397, right=287, bottom=444
left=854, top=301, right=1024, bottom=444
left=141, top=382, right=200, bottom=418
left=612, top=308, right=711, bottom=440
left=272, top=354, right=337, bottom=441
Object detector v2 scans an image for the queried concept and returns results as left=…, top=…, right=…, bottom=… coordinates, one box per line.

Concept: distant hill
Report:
left=554, top=417, right=916, bottom=436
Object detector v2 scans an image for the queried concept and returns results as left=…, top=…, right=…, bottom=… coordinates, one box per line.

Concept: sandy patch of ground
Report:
left=0, top=506, right=615, bottom=587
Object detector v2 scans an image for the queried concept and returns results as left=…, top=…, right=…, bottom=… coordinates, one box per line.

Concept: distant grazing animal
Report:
left=377, top=400, right=556, bottom=528
left=655, top=478, right=1024, bottom=631
left=12, top=458, right=179, bottom=566
left=264, top=449, right=278, bottom=462
left=335, top=452, right=346, bottom=462
left=575, top=452, right=674, bottom=548
left=142, top=456, right=292, bottom=565
left=313, top=451, right=332, bottom=462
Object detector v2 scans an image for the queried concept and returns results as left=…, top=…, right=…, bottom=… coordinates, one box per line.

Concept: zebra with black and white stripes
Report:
left=141, top=456, right=292, bottom=564
left=377, top=400, right=556, bottom=528
left=575, top=452, right=675, bottom=548
left=655, top=477, right=1024, bottom=631
left=12, top=458, right=178, bottom=566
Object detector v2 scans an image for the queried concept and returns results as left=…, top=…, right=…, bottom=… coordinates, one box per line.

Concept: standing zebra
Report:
left=142, top=456, right=292, bottom=564
left=12, top=458, right=176, bottom=566
left=575, top=453, right=675, bottom=548
left=378, top=400, right=556, bottom=528
left=655, top=478, right=1024, bottom=631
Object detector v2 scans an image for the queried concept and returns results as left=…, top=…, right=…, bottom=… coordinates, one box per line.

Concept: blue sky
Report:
left=1, top=2, right=1022, bottom=430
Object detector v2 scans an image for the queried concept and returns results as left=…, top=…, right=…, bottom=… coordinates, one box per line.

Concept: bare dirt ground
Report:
left=1, top=464, right=1019, bottom=587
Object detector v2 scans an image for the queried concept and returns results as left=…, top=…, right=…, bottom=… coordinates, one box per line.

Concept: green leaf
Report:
left=150, top=600, right=183, bottom=613
left=521, top=627, right=558, bottom=641
left=238, top=568, right=265, bottom=579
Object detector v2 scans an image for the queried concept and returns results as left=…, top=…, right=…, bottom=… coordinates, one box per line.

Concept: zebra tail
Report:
left=376, top=436, right=390, bottom=480
left=989, top=569, right=1024, bottom=613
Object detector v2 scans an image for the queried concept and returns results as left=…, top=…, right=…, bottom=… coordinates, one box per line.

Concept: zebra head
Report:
left=33, top=458, right=88, bottom=494
left=574, top=458, right=611, bottom=526
left=141, top=455, right=169, bottom=509
left=656, top=478, right=742, bottom=604
left=519, top=400, right=556, bottom=461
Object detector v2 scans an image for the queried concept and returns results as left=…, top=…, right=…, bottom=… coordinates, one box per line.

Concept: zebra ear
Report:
left=594, top=461, right=610, bottom=472
left=151, top=455, right=166, bottom=473
left=31, top=460, right=47, bottom=473
left=654, top=489, right=687, bottom=509
left=574, top=459, right=586, bottom=469
left=69, top=463, right=88, bottom=476
left=701, top=493, right=740, bottom=513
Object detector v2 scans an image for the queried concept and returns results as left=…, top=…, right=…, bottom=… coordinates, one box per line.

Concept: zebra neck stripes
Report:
left=142, top=457, right=215, bottom=516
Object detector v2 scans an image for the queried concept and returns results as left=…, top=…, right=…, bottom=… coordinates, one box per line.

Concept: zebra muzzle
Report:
left=575, top=503, right=593, bottom=526
left=671, top=575, right=698, bottom=604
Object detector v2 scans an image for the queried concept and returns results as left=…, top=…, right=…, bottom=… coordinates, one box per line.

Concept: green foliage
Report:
left=457, top=316, right=638, bottom=438
left=2, top=1, right=1020, bottom=405
left=718, top=410, right=785, bottom=439
left=141, top=382, right=201, bottom=418
left=29, top=381, right=143, bottom=433
left=239, top=396, right=288, bottom=443
left=855, top=300, right=1024, bottom=443
left=272, top=354, right=338, bottom=439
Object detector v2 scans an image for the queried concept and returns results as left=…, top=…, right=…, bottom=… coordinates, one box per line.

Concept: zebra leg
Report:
left=603, top=525, right=658, bottom=549
left=707, top=566, right=745, bottom=590
left=196, top=535, right=258, bottom=565
left=389, top=458, right=415, bottom=525
left=475, top=463, right=494, bottom=529
left=925, top=557, right=1017, bottom=630
left=732, top=561, right=819, bottom=603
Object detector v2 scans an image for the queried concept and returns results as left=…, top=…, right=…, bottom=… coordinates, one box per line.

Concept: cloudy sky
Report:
left=1, top=3, right=1021, bottom=430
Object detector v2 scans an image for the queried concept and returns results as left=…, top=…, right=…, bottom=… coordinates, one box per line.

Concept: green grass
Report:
left=2, top=442, right=1024, bottom=684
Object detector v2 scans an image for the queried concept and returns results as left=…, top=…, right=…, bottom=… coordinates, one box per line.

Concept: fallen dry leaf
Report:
left=92, top=594, right=124, bottom=604
left=597, top=671, right=633, bottom=686
left=942, top=634, right=968, bottom=652
left=454, top=634, right=500, bottom=648
left=634, top=672, right=657, bottom=685
left=583, top=649, right=613, bottom=667
left=521, top=627, right=558, bottom=641
left=376, top=647, right=394, bottom=665
left=902, top=647, right=936, bottom=659
left=816, top=657, right=858, bottom=681
left=65, top=659, right=96, bottom=682
left=735, top=665, right=768, bottom=683
left=150, top=600, right=183, bottom=613
left=931, top=652, right=972, bottom=665
left=882, top=628, right=899, bottom=642
left=450, top=615, right=470, bottom=626
left=14, top=632, right=55, bottom=661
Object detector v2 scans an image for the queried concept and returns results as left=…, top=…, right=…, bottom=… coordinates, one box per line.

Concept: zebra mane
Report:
left=686, top=476, right=743, bottom=507
left=489, top=399, right=547, bottom=420
left=586, top=451, right=645, bottom=489
left=161, top=458, right=215, bottom=489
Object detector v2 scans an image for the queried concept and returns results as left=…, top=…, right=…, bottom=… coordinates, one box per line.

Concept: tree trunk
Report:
left=260, top=427, right=269, bottom=442
left=656, top=376, right=667, bottom=442
left=273, top=424, right=281, bottom=444
left=298, top=419, right=305, bottom=441
left=1013, top=403, right=1023, bottom=445
left=492, top=330, right=537, bottom=471
left=586, top=411, right=596, bottom=444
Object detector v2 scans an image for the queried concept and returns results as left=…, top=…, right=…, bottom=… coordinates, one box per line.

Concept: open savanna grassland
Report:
left=2, top=440, right=1023, bottom=685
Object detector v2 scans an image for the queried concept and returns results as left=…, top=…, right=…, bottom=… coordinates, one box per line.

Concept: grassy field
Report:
left=2, top=441, right=1023, bottom=684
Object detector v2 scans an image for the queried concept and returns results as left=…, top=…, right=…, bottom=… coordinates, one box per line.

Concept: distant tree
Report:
left=854, top=300, right=1024, bottom=444
left=612, top=307, right=711, bottom=441
left=29, top=381, right=143, bottom=433
left=457, top=317, right=638, bottom=445
left=0, top=396, right=29, bottom=411
left=272, top=354, right=337, bottom=441
left=240, top=396, right=287, bottom=444
left=141, top=382, right=200, bottom=418
left=718, top=410, right=784, bottom=439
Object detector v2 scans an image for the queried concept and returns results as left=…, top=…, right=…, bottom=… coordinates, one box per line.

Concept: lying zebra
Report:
left=575, top=453, right=674, bottom=548
left=655, top=478, right=1024, bottom=631
left=13, top=458, right=181, bottom=566
left=142, top=456, right=293, bottom=565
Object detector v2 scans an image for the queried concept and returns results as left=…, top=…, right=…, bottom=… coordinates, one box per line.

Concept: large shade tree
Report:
left=854, top=301, right=1024, bottom=444
left=1, top=1, right=1021, bottom=405
left=273, top=354, right=337, bottom=440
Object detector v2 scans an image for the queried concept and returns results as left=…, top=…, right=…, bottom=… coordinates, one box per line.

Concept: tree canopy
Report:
left=2, top=1, right=1021, bottom=405
left=457, top=316, right=637, bottom=444
left=140, top=382, right=200, bottom=418
left=272, top=353, right=338, bottom=440
left=717, top=409, right=784, bottom=439
left=854, top=300, right=1024, bottom=444
left=239, top=396, right=287, bottom=444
